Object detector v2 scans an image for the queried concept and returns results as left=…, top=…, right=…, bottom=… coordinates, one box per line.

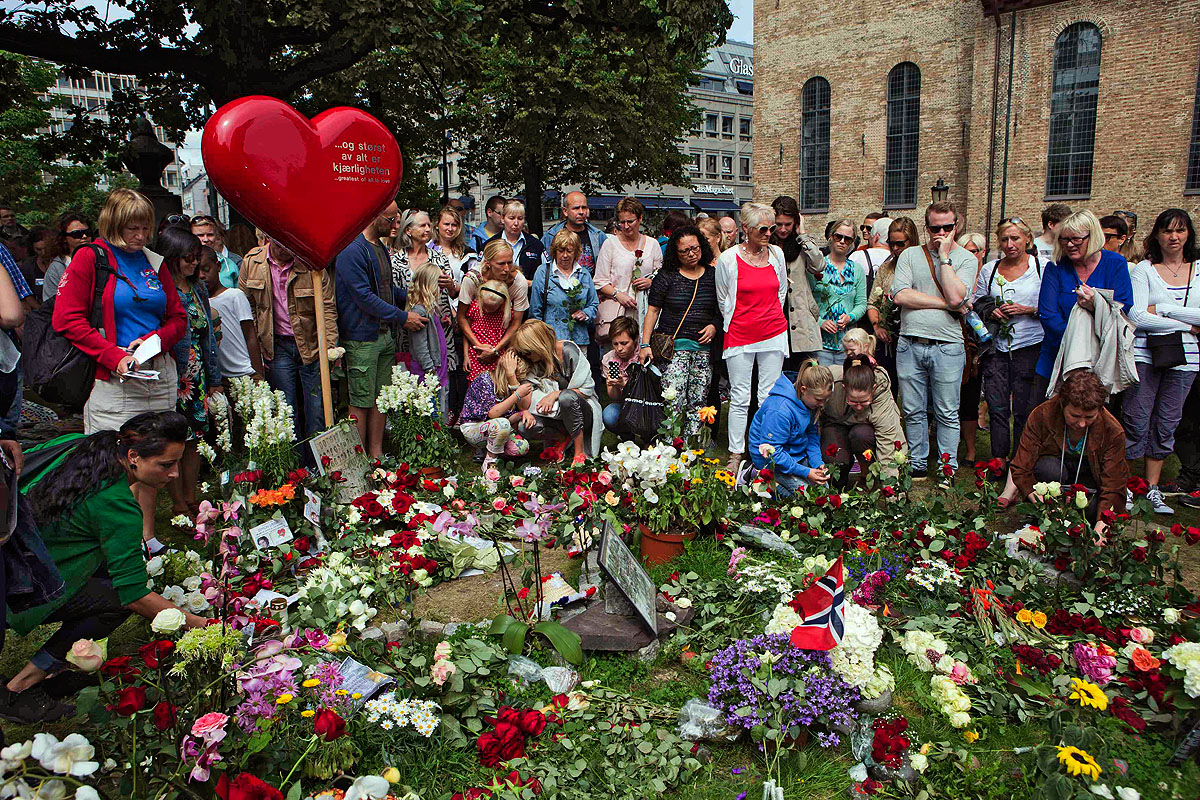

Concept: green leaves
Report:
left=488, top=614, right=584, bottom=665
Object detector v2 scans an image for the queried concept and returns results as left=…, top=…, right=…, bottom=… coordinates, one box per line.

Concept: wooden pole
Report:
left=309, top=267, right=335, bottom=427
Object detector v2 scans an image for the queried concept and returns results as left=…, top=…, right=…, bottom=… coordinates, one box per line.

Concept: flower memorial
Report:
left=3, top=388, right=1200, bottom=800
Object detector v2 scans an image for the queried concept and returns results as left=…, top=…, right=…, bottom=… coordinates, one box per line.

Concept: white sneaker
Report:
left=1147, top=486, right=1175, bottom=515
left=1126, top=488, right=1134, bottom=511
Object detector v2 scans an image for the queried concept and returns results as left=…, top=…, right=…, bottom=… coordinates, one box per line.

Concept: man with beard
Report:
left=771, top=196, right=824, bottom=369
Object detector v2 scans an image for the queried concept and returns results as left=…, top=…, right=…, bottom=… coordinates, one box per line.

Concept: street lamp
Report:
left=930, top=177, right=949, bottom=204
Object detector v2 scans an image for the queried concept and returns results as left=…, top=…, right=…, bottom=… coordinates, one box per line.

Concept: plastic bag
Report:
left=616, top=363, right=665, bottom=440
left=676, top=698, right=740, bottom=742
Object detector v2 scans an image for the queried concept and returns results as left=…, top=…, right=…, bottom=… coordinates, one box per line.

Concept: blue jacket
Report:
left=748, top=375, right=823, bottom=479
left=1035, top=248, right=1134, bottom=377
left=529, top=263, right=599, bottom=346
left=541, top=222, right=607, bottom=271
left=470, top=222, right=496, bottom=254
left=486, top=232, right=546, bottom=281
left=334, top=234, right=409, bottom=342
left=170, top=280, right=222, bottom=388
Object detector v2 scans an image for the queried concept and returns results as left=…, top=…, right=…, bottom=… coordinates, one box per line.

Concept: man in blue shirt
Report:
left=470, top=195, right=506, bottom=253
left=334, top=201, right=427, bottom=457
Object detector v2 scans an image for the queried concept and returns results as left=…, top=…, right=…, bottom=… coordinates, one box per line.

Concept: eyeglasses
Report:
left=64, top=229, right=93, bottom=239
left=617, top=218, right=639, bottom=227
left=927, top=224, right=956, bottom=234
left=830, top=233, right=855, bottom=243
left=756, top=225, right=777, bottom=235
left=886, top=239, right=907, bottom=248
left=678, top=245, right=702, bottom=255
left=382, top=214, right=398, bottom=225
left=1060, top=234, right=1090, bottom=246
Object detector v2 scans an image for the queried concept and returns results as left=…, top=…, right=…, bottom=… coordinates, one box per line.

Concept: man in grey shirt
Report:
left=890, top=202, right=979, bottom=476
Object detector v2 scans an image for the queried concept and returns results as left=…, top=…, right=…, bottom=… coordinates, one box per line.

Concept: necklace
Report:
left=740, top=243, right=765, bottom=261
left=1162, top=261, right=1187, bottom=279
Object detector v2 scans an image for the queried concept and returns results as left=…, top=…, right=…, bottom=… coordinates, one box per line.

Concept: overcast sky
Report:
left=728, top=0, right=753, bottom=42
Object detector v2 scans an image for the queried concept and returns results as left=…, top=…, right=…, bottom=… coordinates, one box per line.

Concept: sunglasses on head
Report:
left=928, top=223, right=956, bottom=234
left=1002, top=217, right=1023, bottom=225
left=164, top=214, right=190, bottom=226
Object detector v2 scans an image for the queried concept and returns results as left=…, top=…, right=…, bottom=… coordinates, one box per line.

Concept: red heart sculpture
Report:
left=201, top=96, right=403, bottom=269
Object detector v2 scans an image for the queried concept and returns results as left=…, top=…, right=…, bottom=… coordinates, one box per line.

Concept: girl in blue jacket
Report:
left=748, top=360, right=834, bottom=496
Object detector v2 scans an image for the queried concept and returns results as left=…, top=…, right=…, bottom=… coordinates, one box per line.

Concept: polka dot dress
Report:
left=466, top=300, right=507, bottom=382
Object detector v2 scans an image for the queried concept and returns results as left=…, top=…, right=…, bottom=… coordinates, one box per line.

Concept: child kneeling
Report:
left=748, top=361, right=834, bottom=496
left=459, top=351, right=532, bottom=469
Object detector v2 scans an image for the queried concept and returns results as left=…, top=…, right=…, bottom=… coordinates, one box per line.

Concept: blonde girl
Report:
left=464, top=279, right=511, bottom=382
left=458, top=351, right=532, bottom=469
left=407, top=263, right=450, bottom=414
left=747, top=360, right=833, bottom=496
left=841, top=328, right=878, bottom=360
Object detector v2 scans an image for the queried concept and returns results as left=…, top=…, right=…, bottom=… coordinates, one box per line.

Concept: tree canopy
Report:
left=0, top=0, right=734, bottom=226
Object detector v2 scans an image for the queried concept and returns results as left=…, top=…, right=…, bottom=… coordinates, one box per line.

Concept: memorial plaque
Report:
left=309, top=424, right=370, bottom=502
left=598, top=523, right=658, bottom=635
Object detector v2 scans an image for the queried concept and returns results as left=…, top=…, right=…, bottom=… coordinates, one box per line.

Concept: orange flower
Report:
left=698, top=406, right=717, bottom=424
left=1130, top=647, right=1161, bottom=672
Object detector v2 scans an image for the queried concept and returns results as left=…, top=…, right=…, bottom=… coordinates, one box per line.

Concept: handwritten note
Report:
left=309, top=424, right=370, bottom=503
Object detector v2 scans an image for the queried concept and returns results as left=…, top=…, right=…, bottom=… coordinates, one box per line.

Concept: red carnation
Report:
left=138, top=640, right=175, bottom=669
left=313, top=708, right=347, bottom=741
left=115, top=685, right=147, bottom=716
left=151, top=701, right=177, bottom=731
left=216, top=772, right=285, bottom=800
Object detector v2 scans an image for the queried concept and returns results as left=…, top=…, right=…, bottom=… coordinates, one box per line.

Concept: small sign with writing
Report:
left=303, top=488, right=322, bottom=530
left=250, top=515, right=294, bottom=550
left=338, top=656, right=397, bottom=713
left=309, top=424, right=370, bottom=502
left=598, top=523, right=658, bottom=636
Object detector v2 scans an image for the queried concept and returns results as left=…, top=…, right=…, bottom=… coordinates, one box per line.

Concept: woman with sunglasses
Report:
left=1034, top=210, right=1134, bottom=401
left=811, top=219, right=867, bottom=367
left=157, top=226, right=222, bottom=517
left=53, top=188, right=186, bottom=553
left=866, top=217, right=918, bottom=391
left=42, top=212, right=92, bottom=302
left=972, top=218, right=1043, bottom=468
left=716, top=202, right=790, bottom=473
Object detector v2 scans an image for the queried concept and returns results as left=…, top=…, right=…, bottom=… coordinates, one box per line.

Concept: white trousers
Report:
left=724, top=349, right=784, bottom=455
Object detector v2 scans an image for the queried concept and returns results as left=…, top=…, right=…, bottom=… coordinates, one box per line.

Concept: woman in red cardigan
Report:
left=53, top=188, right=186, bottom=552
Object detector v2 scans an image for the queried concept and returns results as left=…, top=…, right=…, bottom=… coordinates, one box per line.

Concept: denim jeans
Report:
left=266, top=336, right=325, bottom=439
left=815, top=349, right=842, bottom=367
left=897, top=337, right=966, bottom=471
left=31, top=577, right=129, bottom=672
left=775, top=470, right=808, bottom=497
left=602, top=402, right=622, bottom=430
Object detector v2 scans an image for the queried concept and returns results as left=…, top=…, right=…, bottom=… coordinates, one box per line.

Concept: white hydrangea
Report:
left=1163, top=641, right=1200, bottom=697
left=862, top=664, right=895, bottom=700
left=765, top=603, right=802, bottom=636
left=829, top=604, right=884, bottom=689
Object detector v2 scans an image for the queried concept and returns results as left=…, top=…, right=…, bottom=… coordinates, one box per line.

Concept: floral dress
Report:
left=811, top=256, right=867, bottom=354
left=176, top=286, right=209, bottom=435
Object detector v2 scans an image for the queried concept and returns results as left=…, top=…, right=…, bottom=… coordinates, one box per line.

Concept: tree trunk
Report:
left=522, top=153, right=544, bottom=237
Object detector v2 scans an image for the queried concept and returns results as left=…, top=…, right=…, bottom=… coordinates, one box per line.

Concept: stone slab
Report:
left=562, top=601, right=694, bottom=652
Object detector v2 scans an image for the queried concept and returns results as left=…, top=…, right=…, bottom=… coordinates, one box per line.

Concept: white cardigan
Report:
left=715, top=243, right=789, bottom=355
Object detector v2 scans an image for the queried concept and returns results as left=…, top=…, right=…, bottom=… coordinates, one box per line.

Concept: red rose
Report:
left=151, top=701, right=177, bottom=731
left=829, top=494, right=842, bottom=509
left=313, top=708, right=347, bottom=741
left=495, top=721, right=527, bottom=760
left=515, top=709, right=547, bottom=737
left=1187, top=527, right=1200, bottom=545
left=824, top=443, right=839, bottom=457
left=634, top=249, right=643, bottom=258
left=882, top=486, right=896, bottom=498
left=115, top=685, right=147, bottom=716
left=138, top=640, right=175, bottom=669
left=551, top=694, right=569, bottom=708
left=293, top=536, right=312, bottom=553
left=1127, top=476, right=1149, bottom=496
left=1131, top=546, right=1148, bottom=562
left=321, top=455, right=332, bottom=467
left=517, top=587, right=529, bottom=600
left=477, top=731, right=504, bottom=767
left=100, top=656, right=140, bottom=682
left=216, top=772, right=285, bottom=800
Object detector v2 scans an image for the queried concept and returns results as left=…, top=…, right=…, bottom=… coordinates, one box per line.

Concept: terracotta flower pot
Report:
left=638, top=524, right=696, bottom=565
left=419, top=466, right=446, bottom=480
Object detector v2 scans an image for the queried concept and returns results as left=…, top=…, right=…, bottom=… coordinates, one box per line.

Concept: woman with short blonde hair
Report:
left=715, top=201, right=790, bottom=471
left=52, top=187, right=187, bottom=550
left=530, top=228, right=598, bottom=347
left=1034, top=210, right=1134, bottom=395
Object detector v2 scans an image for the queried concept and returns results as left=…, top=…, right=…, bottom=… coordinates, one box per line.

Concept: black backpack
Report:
left=22, top=245, right=113, bottom=411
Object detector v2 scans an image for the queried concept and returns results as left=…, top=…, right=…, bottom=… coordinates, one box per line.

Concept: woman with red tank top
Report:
left=715, top=202, right=791, bottom=473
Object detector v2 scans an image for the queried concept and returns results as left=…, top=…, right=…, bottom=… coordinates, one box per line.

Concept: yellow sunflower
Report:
left=1067, top=678, right=1108, bottom=711
left=1016, top=609, right=1033, bottom=624
left=1056, top=746, right=1101, bottom=781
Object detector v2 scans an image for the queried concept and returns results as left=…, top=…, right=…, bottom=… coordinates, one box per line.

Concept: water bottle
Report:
left=963, top=309, right=992, bottom=344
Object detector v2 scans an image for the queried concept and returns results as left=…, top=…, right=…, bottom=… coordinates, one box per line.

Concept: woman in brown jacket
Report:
left=1000, top=370, right=1127, bottom=530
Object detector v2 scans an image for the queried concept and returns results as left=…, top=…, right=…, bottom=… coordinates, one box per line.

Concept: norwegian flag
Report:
left=788, top=554, right=845, bottom=651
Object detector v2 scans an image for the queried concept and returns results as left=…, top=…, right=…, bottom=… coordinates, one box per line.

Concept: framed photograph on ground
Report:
left=598, top=522, right=658, bottom=636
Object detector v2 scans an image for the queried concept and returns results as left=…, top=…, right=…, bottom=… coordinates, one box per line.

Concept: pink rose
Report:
left=191, top=712, right=229, bottom=739
left=485, top=467, right=501, bottom=482
left=1129, top=626, right=1154, bottom=644
left=510, top=475, right=526, bottom=488
left=65, top=638, right=106, bottom=672
left=430, top=659, right=457, bottom=686
left=492, top=497, right=507, bottom=511
left=597, top=471, right=613, bottom=486
left=949, top=662, right=974, bottom=685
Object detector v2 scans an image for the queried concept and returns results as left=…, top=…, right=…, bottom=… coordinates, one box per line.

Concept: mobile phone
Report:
left=607, top=361, right=621, bottom=380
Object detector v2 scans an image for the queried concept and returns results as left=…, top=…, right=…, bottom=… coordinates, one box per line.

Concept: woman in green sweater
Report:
left=0, top=411, right=207, bottom=724
left=812, top=218, right=868, bottom=366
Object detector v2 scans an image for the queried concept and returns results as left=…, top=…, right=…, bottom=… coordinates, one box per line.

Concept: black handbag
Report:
left=1146, top=268, right=1192, bottom=369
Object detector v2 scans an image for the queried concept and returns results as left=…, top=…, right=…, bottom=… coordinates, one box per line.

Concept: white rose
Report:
left=182, top=576, right=202, bottom=592
left=674, top=597, right=692, bottom=609
left=145, top=557, right=164, bottom=578
left=1164, top=608, right=1181, bottom=624
left=183, top=592, right=209, bottom=614
left=76, top=788, right=101, bottom=800
left=908, top=753, right=928, bottom=772
left=848, top=763, right=868, bottom=783
left=150, top=608, right=186, bottom=634
left=1115, top=789, right=1140, bottom=800
left=161, top=585, right=185, bottom=605
left=411, top=569, right=428, bottom=583
left=662, top=387, right=677, bottom=402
